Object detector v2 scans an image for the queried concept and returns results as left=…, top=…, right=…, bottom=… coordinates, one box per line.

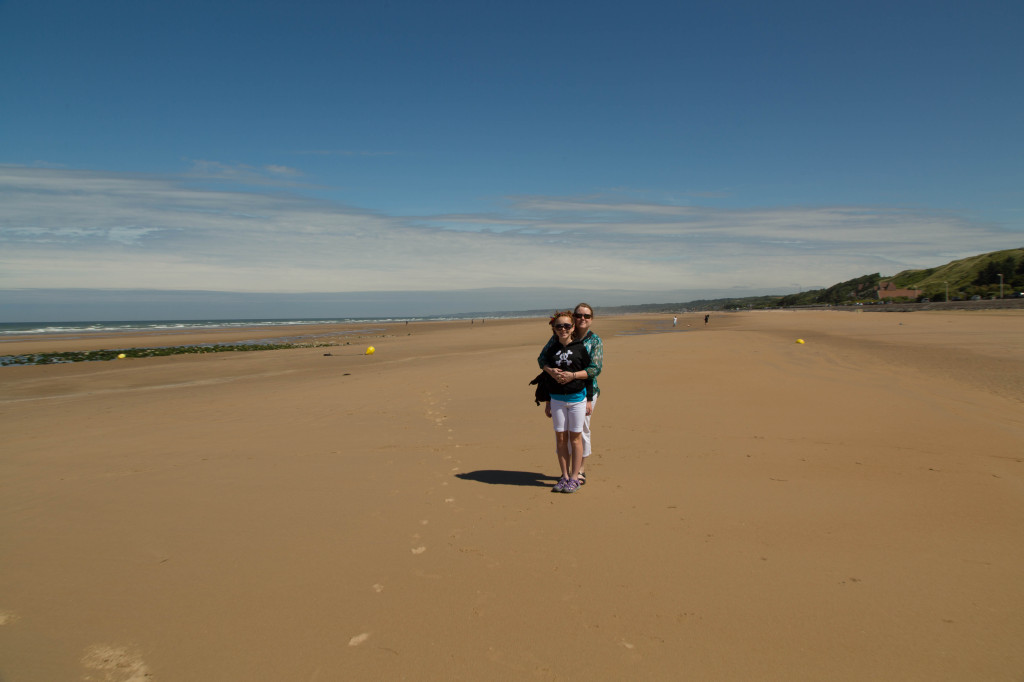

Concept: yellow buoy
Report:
left=795, top=339, right=805, bottom=344
left=117, top=353, right=127, bottom=358
left=365, top=346, right=375, bottom=355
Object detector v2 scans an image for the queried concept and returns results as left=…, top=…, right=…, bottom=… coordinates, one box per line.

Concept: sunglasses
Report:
left=552, top=323, right=573, bottom=330
left=574, top=313, right=592, bottom=319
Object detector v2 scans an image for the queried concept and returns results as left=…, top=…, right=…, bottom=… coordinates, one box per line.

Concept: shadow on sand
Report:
left=455, top=470, right=556, bottom=487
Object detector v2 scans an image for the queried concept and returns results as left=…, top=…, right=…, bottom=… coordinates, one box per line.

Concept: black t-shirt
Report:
left=543, top=338, right=593, bottom=400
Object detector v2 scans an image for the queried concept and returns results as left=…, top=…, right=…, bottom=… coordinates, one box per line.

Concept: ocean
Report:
left=0, top=315, right=521, bottom=365
left=0, top=314, right=510, bottom=337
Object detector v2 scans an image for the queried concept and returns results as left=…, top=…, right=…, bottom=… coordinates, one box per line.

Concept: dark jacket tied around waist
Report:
left=529, top=372, right=556, bottom=405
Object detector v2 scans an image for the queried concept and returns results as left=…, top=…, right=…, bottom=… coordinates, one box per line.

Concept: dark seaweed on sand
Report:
left=0, top=343, right=327, bottom=366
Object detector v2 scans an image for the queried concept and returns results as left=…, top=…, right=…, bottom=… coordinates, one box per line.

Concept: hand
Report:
left=544, top=402, right=552, bottom=418
left=585, top=401, right=593, bottom=416
left=545, top=366, right=564, bottom=382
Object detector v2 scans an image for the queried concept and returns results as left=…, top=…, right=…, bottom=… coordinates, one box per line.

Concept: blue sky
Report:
left=1, top=0, right=1022, bottom=319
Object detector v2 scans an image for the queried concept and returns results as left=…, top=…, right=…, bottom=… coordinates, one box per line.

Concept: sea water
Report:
left=0, top=315, right=527, bottom=365
left=0, top=314, right=504, bottom=337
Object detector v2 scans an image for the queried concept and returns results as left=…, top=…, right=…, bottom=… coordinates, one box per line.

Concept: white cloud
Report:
left=1, top=165, right=1020, bottom=296
left=185, top=159, right=304, bottom=184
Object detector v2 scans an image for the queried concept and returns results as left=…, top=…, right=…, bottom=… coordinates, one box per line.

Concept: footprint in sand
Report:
left=421, top=390, right=450, bottom=427
left=0, top=610, right=20, bottom=625
left=411, top=546, right=427, bottom=554
left=81, top=644, right=151, bottom=682
left=348, top=632, right=371, bottom=646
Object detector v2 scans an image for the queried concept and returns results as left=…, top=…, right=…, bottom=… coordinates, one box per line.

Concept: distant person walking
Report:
left=704, top=314, right=710, bottom=325
left=673, top=316, right=678, bottom=327
left=538, top=303, right=603, bottom=484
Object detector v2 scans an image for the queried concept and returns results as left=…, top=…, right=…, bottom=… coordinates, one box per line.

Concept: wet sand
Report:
left=1, top=310, right=1022, bottom=680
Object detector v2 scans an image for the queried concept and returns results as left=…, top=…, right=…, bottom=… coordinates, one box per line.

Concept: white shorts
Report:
left=550, top=398, right=587, bottom=434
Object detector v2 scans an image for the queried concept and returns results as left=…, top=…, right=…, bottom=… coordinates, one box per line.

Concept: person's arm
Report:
left=583, top=335, right=603, bottom=380
left=584, top=371, right=594, bottom=416
left=540, top=335, right=572, bottom=381
left=565, top=346, right=594, bottom=390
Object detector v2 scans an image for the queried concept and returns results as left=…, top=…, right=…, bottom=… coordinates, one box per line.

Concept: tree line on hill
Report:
left=777, top=248, right=1024, bottom=306
left=591, top=248, right=1024, bottom=313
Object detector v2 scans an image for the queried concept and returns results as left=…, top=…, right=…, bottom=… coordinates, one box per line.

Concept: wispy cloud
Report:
left=295, top=150, right=397, bottom=157
left=185, top=159, right=304, bottom=184
left=1, top=165, right=1019, bottom=296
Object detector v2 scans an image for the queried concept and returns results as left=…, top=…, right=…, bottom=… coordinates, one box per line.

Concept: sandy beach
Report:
left=1, top=310, right=1022, bottom=681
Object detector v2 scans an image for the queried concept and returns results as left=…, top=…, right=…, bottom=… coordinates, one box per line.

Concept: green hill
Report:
left=777, top=273, right=882, bottom=307
left=778, top=247, right=1024, bottom=306
left=889, top=248, right=1024, bottom=292
left=562, top=247, right=1024, bottom=314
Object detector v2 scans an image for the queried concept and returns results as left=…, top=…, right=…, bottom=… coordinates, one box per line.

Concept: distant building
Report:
left=875, top=281, right=923, bottom=299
